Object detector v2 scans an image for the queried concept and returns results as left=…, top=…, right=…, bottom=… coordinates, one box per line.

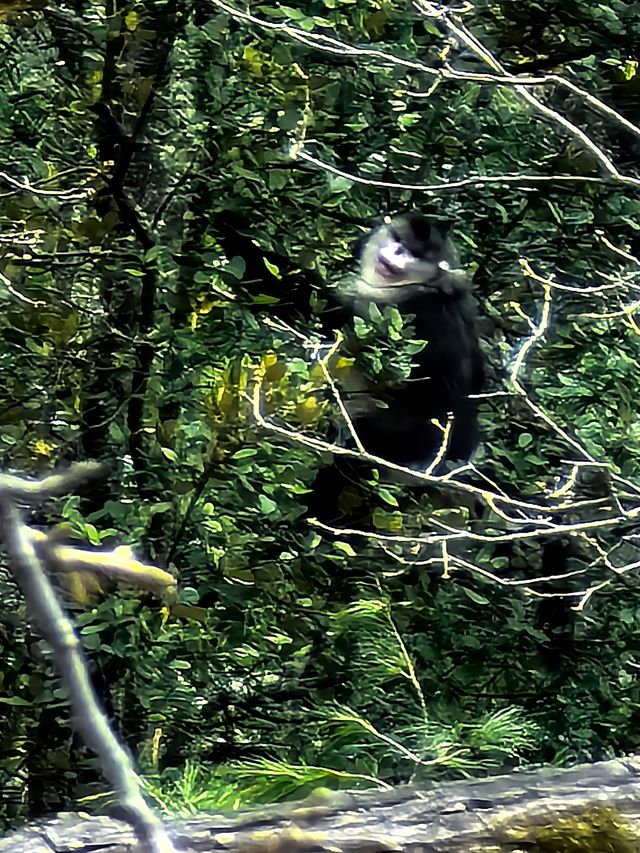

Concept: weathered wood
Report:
left=3, top=757, right=640, bottom=853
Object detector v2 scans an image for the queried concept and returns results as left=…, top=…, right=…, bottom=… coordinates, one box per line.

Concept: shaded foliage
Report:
left=1, top=0, right=640, bottom=830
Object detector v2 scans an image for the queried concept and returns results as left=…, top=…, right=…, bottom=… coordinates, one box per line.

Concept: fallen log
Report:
left=3, top=756, right=640, bottom=853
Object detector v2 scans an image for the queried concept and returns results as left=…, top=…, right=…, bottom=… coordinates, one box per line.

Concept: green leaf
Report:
left=259, top=495, right=277, bottom=513
left=226, top=256, right=247, bottom=279
left=377, top=488, right=398, bottom=507
left=334, top=541, right=356, bottom=556
left=263, top=258, right=281, bottom=277
left=233, top=448, right=259, bottom=458
left=462, top=588, right=489, bottom=606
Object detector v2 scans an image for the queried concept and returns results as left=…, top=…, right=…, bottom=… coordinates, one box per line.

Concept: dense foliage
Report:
left=1, top=0, right=640, bottom=828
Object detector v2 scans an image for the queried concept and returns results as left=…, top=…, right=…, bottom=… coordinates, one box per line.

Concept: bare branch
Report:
left=294, top=148, right=605, bottom=192
left=212, top=0, right=640, bottom=189
left=30, top=529, right=177, bottom=600
left=0, top=169, right=92, bottom=200
left=0, top=462, right=107, bottom=502
left=0, top=466, right=177, bottom=853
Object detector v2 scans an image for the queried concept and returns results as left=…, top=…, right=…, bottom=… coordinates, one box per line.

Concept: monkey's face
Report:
left=357, top=215, right=454, bottom=303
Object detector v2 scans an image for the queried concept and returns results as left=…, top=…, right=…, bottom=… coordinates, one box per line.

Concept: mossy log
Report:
left=3, top=757, right=640, bottom=853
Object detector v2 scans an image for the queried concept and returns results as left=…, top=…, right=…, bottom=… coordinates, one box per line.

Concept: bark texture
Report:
left=2, top=756, right=640, bottom=852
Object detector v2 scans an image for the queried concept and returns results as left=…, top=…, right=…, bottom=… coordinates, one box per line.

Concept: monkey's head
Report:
left=357, top=213, right=458, bottom=303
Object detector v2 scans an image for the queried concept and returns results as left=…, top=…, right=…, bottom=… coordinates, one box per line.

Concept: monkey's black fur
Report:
left=323, top=213, right=484, bottom=470
left=303, top=213, right=484, bottom=524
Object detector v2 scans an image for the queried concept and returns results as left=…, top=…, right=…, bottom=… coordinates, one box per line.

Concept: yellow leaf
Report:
left=170, top=604, right=209, bottom=623
left=32, top=439, right=56, bottom=456
left=264, top=354, right=285, bottom=382
left=333, top=356, right=355, bottom=374
left=61, top=570, right=107, bottom=605
left=297, top=395, right=322, bottom=425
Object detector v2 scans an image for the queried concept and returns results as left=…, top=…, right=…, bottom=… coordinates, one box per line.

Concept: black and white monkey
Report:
left=323, top=212, right=484, bottom=474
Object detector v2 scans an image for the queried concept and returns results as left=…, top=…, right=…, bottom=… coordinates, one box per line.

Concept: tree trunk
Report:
left=3, top=756, right=640, bottom=852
